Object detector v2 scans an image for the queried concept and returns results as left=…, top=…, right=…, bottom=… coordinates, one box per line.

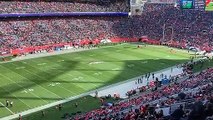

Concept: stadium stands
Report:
left=0, top=0, right=130, bottom=13
left=73, top=67, right=213, bottom=120
left=0, top=3, right=213, bottom=56
left=0, top=1, right=213, bottom=120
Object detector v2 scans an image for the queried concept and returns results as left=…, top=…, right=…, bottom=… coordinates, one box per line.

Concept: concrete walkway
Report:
left=90, top=66, right=183, bottom=98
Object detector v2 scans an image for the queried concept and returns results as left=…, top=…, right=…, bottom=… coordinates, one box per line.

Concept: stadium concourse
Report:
left=90, top=65, right=184, bottom=98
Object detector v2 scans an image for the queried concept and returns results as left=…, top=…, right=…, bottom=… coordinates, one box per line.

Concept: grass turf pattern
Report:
left=22, top=96, right=117, bottom=120
left=193, top=58, right=213, bottom=73
left=0, top=43, right=191, bottom=118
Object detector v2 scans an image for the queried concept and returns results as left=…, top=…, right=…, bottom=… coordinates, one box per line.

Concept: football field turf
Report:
left=0, top=43, right=192, bottom=118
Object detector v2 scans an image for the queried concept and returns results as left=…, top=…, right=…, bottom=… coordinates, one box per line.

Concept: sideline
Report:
left=0, top=43, right=192, bottom=64
left=0, top=47, right=98, bottom=64
left=90, top=65, right=183, bottom=98
left=0, top=102, right=14, bottom=115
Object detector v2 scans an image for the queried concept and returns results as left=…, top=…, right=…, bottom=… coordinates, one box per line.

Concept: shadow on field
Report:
left=0, top=60, right=79, bottom=100
left=0, top=58, right=189, bottom=115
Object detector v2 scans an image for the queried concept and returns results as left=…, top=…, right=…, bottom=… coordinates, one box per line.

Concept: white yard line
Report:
left=0, top=47, right=101, bottom=64
left=0, top=74, right=32, bottom=108
left=19, top=63, right=78, bottom=95
left=1, top=74, right=45, bottom=103
left=0, top=65, right=184, bottom=120
left=0, top=45, right=194, bottom=120
left=6, top=63, right=63, bottom=99
left=65, top=73, right=99, bottom=89
left=26, top=59, right=97, bottom=90
left=0, top=44, right=191, bottom=64
left=0, top=102, right=14, bottom=115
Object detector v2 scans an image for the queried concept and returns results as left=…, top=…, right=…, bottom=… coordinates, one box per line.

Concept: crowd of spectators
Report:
left=71, top=66, right=213, bottom=120
left=0, top=1, right=213, bottom=119
left=1, top=3, right=213, bottom=55
left=138, top=3, right=213, bottom=50
left=0, top=0, right=130, bottom=13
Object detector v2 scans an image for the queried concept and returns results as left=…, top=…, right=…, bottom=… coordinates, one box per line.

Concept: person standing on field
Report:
left=5, top=100, right=9, bottom=107
left=10, top=101, right=13, bottom=107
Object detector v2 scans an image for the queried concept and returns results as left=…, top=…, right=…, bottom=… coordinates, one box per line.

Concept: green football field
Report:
left=0, top=43, right=192, bottom=119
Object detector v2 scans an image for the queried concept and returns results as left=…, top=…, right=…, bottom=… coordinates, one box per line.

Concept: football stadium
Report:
left=0, top=0, right=213, bottom=120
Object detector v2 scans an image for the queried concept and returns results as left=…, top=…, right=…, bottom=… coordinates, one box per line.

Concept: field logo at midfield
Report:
left=89, top=61, right=104, bottom=65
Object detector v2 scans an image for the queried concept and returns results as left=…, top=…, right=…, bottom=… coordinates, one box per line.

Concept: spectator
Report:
left=170, top=105, right=185, bottom=120
left=10, top=101, right=13, bottom=107
left=5, top=100, right=9, bottom=107
left=0, top=0, right=130, bottom=13
left=188, top=101, right=206, bottom=120
left=205, top=102, right=213, bottom=118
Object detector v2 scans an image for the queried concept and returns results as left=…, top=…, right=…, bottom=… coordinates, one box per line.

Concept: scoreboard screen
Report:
left=205, top=0, right=213, bottom=11
left=180, top=0, right=195, bottom=9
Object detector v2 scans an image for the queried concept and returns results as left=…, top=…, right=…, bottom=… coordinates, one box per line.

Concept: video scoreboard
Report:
left=145, top=0, right=211, bottom=11
left=180, top=0, right=211, bottom=11
left=180, top=0, right=194, bottom=9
